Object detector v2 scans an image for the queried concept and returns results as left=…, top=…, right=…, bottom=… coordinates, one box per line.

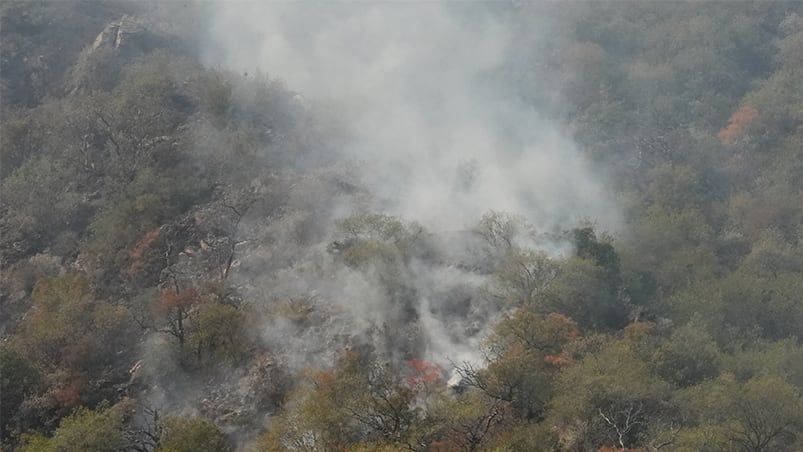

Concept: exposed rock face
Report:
left=91, top=15, right=145, bottom=51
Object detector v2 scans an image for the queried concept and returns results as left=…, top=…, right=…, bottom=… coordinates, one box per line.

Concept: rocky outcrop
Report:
left=91, top=15, right=146, bottom=52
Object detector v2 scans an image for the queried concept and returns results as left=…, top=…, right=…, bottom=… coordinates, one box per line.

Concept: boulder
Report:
left=91, top=15, right=146, bottom=52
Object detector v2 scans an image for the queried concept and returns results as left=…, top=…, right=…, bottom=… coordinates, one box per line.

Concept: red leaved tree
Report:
left=128, top=228, right=161, bottom=275
left=718, top=106, right=759, bottom=145
left=154, top=287, right=199, bottom=347
left=405, top=359, right=445, bottom=394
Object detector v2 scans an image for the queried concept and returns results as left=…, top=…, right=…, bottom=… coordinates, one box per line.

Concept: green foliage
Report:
left=652, top=320, right=721, bottom=388
left=722, top=339, right=803, bottom=389
left=739, top=228, right=803, bottom=277
left=260, top=350, right=445, bottom=451
left=493, top=250, right=559, bottom=305
left=20, top=274, right=132, bottom=370
left=677, top=374, right=803, bottom=451
left=10, top=273, right=135, bottom=420
left=156, top=417, right=231, bottom=452
left=483, top=421, right=560, bottom=452
left=640, top=164, right=706, bottom=211
left=549, top=338, right=674, bottom=450
left=425, top=390, right=508, bottom=452
left=540, top=258, right=629, bottom=330
left=667, top=271, right=803, bottom=345
left=4, top=2, right=803, bottom=450
left=189, top=302, right=247, bottom=365
left=18, top=401, right=131, bottom=452
left=0, top=113, right=44, bottom=178
left=472, top=310, right=580, bottom=420
left=84, top=167, right=207, bottom=266
left=0, top=346, right=43, bottom=441
left=331, top=214, right=423, bottom=268
left=1, top=157, right=86, bottom=253
left=571, top=227, right=622, bottom=293
left=68, top=46, right=125, bottom=92
left=626, top=205, right=720, bottom=290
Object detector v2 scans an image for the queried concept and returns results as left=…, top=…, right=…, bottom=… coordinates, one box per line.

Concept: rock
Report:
left=91, top=15, right=146, bottom=52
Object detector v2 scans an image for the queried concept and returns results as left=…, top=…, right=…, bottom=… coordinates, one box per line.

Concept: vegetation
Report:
left=2, top=1, right=803, bottom=451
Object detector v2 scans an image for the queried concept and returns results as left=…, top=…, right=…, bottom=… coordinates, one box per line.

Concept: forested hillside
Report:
left=2, top=2, right=803, bottom=451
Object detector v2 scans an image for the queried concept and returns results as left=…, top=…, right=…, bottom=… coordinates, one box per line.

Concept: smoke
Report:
left=201, top=2, right=618, bottom=232
left=190, top=2, right=620, bottom=377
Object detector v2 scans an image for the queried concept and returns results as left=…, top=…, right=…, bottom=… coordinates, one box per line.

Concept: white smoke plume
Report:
left=188, top=2, right=621, bottom=377
left=201, top=2, right=618, bottom=232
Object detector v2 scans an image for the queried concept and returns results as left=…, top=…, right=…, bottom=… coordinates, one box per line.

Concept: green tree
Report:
left=652, top=320, right=721, bottom=388
left=678, top=375, right=803, bottom=451
left=19, top=402, right=132, bottom=452
left=14, top=274, right=134, bottom=412
left=0, top=157, right=86, bottom=258
left=189, top=302, right=247, bottom=365
left=260, top=349, right=444, bottom=451
left=548, top=339, right=675, bottom=450
left=156, top=417, right=231, bottom=452
left=473, top=211, right=534, bottom=265
left=0, top=346, right=43, bottom=442
left=459, top=310, right=580, bottom=421
left=330, top=213, right=423, bottom=268
left=540, top=258, right=629, bottom=330
left=493, top=250, right=559, bottom=306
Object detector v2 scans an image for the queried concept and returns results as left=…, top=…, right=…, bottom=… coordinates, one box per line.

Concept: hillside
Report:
left=2, top=2, right=803, bottom=451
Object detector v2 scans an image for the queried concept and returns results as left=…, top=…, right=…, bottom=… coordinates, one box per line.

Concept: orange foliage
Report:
left=52, top=374, right=86, bottom=408
left=718, top=106, right=759, bottom=144
left=311, top=349, right=359, bottom=388
left=317, top=369, right=337, bottom=386
left=405, top=359, right=445, bottom=391
left=544, top=350, right=575, bottom=368
left=128, top=228, right=161, bottom=274
left=545, top=313, right=580, bottom=339
left=158, top=287, right=198, bottom=312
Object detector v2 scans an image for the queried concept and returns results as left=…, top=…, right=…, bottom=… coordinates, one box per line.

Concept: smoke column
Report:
left=201, top=2, right=618, bottom=232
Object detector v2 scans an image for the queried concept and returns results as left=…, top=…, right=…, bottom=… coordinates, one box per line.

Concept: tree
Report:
left=727, top=376, right=803, bottom=451
left=189, top=302, right=247, bottom=365
left=677, top=375, right=803, bottom=451
left=153, top=286, right=200, bottom=348
left=723, top=339, right=803, bottom=389
left=572, top=227, right=621, bottom=283
left=9, top=273, right=135, bottom=434
left=473, top=211, right=534, bottom=265
left=719, top=106, right=760, bottom=145
left=548, top=339, right=676, bottom=450
left=738, top=228, right=803, bottom=278
left=427, top=391, right=508, bottom=452
left=493, top=250, right=559, bottom=306
left=330, top=213, right=423, bottom=268
left=652, top=320, right=720, bottom=388
left=18, top=401, right=132, bottom=452
left=156, top=417, right=231, bottom=452
left=0, top=157, right=85, bottom=259
left=0, top=346, right=42, bottom=443
left=540, top=258, right=629, bottom=330
left=456, top=310, right=579, bottom=423
left=259, top=349, right=444, bottom=451
left=19, top=273, right=133, bottom=376
left=84, top=166, right=208, bottom=271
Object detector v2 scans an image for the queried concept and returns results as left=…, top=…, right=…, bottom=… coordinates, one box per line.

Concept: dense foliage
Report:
left=2, top=2, right=803, bottom=451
